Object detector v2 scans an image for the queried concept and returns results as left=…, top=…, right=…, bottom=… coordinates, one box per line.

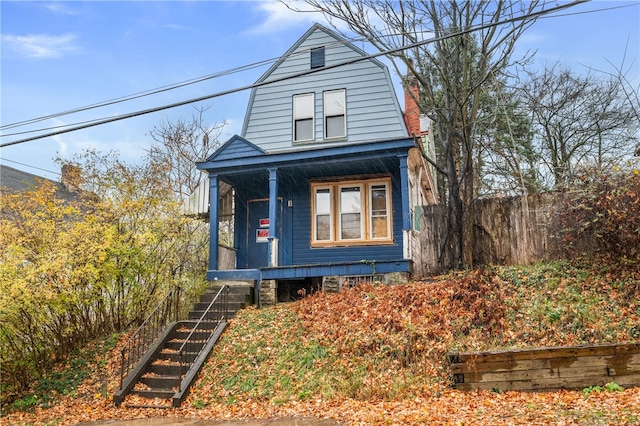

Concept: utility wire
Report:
left=2, top=0, right=605, bottom=137
left=0, top=0, right=589, bottom=149
left=1, top=37, right=367, bottom=133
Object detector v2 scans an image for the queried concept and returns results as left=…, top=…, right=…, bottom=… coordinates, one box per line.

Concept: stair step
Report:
left=141, top=375, right=180, bottom=389
left=193, top=301, right=245, bottom=312
left=164, top=339, right=206, bottom=351
left=206, top=285, right=253, bottom=294
left=172, top=329, right=212, bottom=340
left=132, top=389, right=175, bottom=399
left=188, top=310, right=235, bottom=320
left=149, top=363, right=181, bottom=376
left=179, top=320, right=219, bottom=331
left=156, top=350, right=198, bottom=363
left=200, top=293, right=251, bottom=304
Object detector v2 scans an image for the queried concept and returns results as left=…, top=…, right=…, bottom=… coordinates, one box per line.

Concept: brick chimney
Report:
left=61, top=164, right=82, bottom=192
left=404, top=61, right=422, bottom=137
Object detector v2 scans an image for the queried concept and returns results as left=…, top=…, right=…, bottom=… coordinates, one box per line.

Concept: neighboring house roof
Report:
left=0, top=164, right=81, bottom=203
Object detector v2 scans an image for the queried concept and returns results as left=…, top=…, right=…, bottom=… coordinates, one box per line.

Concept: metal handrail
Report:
left=178, top=285, right=229, bottom=391
left=118, top=287, right=180, bottom=389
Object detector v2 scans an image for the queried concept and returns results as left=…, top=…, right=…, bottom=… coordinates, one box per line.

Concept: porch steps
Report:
left=115, top=284, right=254, bottom=408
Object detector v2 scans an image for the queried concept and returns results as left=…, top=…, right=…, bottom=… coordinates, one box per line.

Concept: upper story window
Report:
left=324, top=89, right=346, bottom=139
left=293, top=93, right=314, bottom=142
left=311, top=177, right=392, bottom=246
left=310, top=47, right=325, bottom=69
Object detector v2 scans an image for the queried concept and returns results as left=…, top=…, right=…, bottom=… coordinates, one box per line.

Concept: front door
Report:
left=246, top=199, right=281, bottom=268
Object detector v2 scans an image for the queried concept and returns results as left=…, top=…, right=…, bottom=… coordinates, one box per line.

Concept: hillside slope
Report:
left=4, top=261, right=640, bottom=425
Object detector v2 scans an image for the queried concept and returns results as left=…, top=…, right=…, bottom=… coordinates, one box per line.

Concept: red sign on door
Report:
left=256, top=229, right=269, bottom=243
left=259, top=218, right=269, bottom=227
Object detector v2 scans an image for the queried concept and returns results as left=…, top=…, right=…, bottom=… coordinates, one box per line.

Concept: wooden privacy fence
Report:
left=448, top=343, right=640, bottom=392
left=414, top=193, right=558, bottom=276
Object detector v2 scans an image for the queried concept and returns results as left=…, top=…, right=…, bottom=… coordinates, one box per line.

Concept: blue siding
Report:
left=287, top=173, right=404, bottom=266
left=207, top=136, right=265, bottom=162
left=227, top=159, right=405, bottom=270
left=242, top=24, right=408, bottom=152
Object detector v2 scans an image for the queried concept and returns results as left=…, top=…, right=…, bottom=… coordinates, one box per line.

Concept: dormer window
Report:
left=324, top=89, right=346, bottom=139
left=311, top=47, right=325, bottom=69
left=294, top=93, right=314, bottom=142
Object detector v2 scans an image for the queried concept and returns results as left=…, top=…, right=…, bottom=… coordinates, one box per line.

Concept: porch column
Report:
left=398, top=155, right=412, bottom=260
left=208, top=173, right=219, bottom=271
left=268, top=167, right=278, bottom=267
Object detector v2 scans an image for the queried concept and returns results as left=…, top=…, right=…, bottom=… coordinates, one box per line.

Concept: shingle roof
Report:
left=0, top=164, right=79, bottom=202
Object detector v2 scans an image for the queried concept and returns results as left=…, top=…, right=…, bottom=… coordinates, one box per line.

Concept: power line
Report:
left=0, top=158, right=61, bottom=177
left=0, top=37, right=367, bottom=134
left=0, top=0, right=589, bottom=149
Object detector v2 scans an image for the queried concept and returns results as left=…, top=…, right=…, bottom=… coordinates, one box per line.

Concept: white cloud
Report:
left=247, top=1, right=324, bottom=35
left=44, top=3, right=79, bottom=15
left=2, top=33, right=80, bottom=59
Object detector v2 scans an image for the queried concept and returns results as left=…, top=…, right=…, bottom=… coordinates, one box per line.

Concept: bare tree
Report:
left=519, top=63, right=640, bottom=188
left=147, top=106, right=225, bottom=200
left=286, top=0, right=549, bottom=269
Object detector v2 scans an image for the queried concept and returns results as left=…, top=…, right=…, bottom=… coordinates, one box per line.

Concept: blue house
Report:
left=196, top=24, right=436, bottom=303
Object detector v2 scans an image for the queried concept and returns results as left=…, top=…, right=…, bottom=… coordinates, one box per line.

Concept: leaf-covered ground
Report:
left=3, top=261, right=640, bottom=425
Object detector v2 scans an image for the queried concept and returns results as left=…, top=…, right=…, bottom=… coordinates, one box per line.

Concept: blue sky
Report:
left=1, top=1, right=639, bottom=181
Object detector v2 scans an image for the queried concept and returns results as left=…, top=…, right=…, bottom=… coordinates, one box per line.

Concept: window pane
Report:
left=311, top=47, right=325, bottom=69
left=315, top=188, right=331, bottom=241
left=340, top=186, right=361, bottom=239
left=371, top=184, right=388, bottom=239
left=316, top=215, right=331, bottom=240
left=295, top=118, right=313, bottom=141
left=372, top=216, right=388, bottom=239
left=325, top=90, right=345, bottom=115
left=294, top=94, right=314, bottom=118
left=371, top=185, right=387, bottom=214
left=341, top=213, right=361, bottom=239
left=326, top=115, right=345, bottom=138
left=315, top=188, right=331, bottom=215
left=340, top=187, right=361, bottom=213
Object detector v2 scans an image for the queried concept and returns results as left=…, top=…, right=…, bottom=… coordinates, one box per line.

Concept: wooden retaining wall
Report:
left=448, top=343, right=640, bottom=392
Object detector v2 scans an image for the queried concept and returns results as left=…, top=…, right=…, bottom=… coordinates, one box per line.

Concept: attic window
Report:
left=310, top=47, right=325, bottom=69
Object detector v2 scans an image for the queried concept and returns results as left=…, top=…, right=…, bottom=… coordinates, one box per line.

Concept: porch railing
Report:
left=118, top=287, right=181, bottom=389
left=178, top=285, right=229, bottom=391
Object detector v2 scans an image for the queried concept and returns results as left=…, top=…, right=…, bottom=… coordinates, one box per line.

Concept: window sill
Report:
left=311, top=239, right=394, bottom=248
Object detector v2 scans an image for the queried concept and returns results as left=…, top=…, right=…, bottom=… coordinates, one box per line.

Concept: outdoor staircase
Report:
left=113, top=284, right=253, bottom=408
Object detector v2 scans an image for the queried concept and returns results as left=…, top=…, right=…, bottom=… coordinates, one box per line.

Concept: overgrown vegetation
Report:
left=7, top=333, right=121, bottom=412
left=3, top=261, right=639, bottom=424
left=192, top=261, right=639, bottom=405
left=555, top=168, right=640, bottom=266
left=0, top=151, right=210, bottom=406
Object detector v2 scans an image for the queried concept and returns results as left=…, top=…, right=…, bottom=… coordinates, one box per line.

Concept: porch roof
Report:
left=196, top=136, right=417, bottom=176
